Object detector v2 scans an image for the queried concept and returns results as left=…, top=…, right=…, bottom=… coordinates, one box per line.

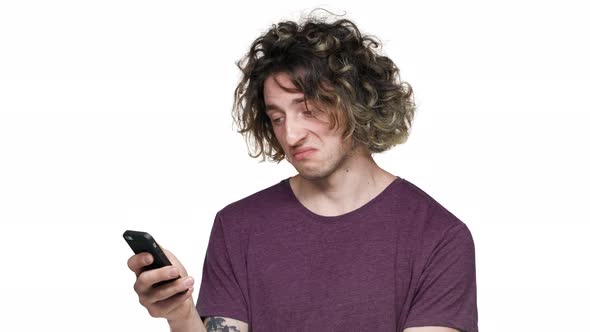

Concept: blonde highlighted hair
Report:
left=232, top=13, right=416, bottom=162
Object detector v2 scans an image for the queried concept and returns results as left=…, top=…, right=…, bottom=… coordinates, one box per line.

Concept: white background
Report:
left=1, top=1, right=588, bottom=331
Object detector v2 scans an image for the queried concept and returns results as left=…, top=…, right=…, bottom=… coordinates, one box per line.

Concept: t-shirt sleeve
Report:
left=403, top=223, right=479, bottom=332
left=195, top=212, right=249, bottom=324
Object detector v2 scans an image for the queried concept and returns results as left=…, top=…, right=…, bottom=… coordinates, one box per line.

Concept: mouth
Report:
left=292, top=148, right=317, bottom=161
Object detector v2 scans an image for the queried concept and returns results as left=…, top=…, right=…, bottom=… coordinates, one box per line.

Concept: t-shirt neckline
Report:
left=280, top=176, right=404, bottom=224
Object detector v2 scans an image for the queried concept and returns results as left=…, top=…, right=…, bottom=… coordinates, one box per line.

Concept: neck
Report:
left=289, top=149, right=397, bottom=217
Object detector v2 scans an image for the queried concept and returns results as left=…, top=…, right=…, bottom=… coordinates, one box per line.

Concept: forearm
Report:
left=168, top=307, right=206, bottom=332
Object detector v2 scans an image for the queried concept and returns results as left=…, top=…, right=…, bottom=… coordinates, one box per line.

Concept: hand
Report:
left=127, top=248, right=196, bottom=322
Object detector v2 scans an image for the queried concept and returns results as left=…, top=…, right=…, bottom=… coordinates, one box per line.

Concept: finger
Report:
left=162, top=248, right=178, bottom=265
left=127, top=253, right=153, bottom=277
left=162, top=248, right=187, bottom=276
left=150, top=287, right=195, bottom=318
left=135, top=265, right=179, bottom=294
left=147, top=276, right=194, bottom=304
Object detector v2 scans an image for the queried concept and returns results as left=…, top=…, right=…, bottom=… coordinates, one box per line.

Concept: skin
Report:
left=126, top=249, right=198, bottom=323
left=263, top=72, right=397, bottom=217
left=126, top=71, right=459, bottom=332
left=264, top=72, right=460, bottom=332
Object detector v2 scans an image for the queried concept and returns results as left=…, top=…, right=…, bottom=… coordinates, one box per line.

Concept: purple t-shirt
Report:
left=196, top=176, right=478, bottom=332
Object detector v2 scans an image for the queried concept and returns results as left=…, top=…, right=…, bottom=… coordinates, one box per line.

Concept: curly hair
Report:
left=232, top=13, right=416, bottom=162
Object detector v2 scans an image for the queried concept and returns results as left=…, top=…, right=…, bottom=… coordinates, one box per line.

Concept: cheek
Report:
left=272, top=127, right=282, bottom=140
left=308, top=123, right=335, bottom=139
left=272, top=128, right=288, bottom=149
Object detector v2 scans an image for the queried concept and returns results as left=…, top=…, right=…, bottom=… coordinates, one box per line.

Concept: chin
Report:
left=298, top=172, right=326, bottom=181
left=294, top=154, right=348, bottom=181
left=296, top=165, right=337, bottom=181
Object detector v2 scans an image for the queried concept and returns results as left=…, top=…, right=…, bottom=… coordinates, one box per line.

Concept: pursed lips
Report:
left=292, top=147, right=317, bottom=160
left=292, top=147, right=315, bottom=155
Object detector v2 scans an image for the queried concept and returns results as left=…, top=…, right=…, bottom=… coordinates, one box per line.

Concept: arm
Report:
left=404, top=327, right=460, bottom=332
left=202, top=316, right=248, bottom=332
left=168, top=306, right=206, bottom=332
left=403, top=223, right=478, bottom=332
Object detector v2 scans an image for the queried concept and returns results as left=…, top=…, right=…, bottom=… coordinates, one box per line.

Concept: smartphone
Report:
left=123, top=230, right=180, bottom=287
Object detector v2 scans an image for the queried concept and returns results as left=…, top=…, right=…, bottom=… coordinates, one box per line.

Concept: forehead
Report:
left=263, top=72, right=303, bottom=100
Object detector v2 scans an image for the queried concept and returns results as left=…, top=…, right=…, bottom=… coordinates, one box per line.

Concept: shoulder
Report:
left=395, top=177, right=473, bottom=240
left=203, top=179, right=291, bottom=249
left=218, top=178, right=289, bottom=218
left=211, top=178, right=292, bottom=234
left=394, top=178, right=476, bottom=273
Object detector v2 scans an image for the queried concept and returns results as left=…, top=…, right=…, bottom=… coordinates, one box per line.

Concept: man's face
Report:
left=263, top=72, right=354, bottom=180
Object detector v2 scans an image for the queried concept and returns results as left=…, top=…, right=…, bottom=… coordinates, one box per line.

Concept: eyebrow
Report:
left=265, top=97, right=306, bottom=113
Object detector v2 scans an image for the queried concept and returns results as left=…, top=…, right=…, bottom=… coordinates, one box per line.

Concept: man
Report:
left=127, top=14, right=478, bottom=332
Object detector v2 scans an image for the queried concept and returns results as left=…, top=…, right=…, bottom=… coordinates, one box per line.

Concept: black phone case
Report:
left=123, top=230, right=180, bottom=287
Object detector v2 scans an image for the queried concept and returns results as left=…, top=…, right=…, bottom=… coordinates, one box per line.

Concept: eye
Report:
left=271, top=117, right=284, bottom=124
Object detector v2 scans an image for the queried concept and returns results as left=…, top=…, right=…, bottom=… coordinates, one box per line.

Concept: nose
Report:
left=284, top=116, right=308, bottom=146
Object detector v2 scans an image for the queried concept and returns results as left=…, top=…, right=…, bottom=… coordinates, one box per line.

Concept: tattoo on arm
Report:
left=205, top=316, right=242, bottom=332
